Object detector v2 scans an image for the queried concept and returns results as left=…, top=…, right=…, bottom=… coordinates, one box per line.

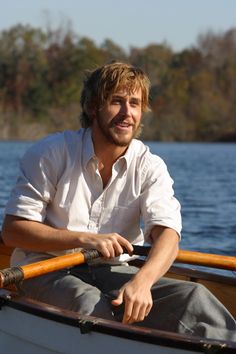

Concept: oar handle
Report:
left=0, top=247, right=145, bottom=288
left=1, top=246, right=236, bottom=289
left=0, top=249, right=100, bottom=288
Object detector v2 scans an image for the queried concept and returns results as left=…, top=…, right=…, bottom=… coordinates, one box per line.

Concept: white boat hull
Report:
left=0, top=291, right=235, bottom=354
left=0, top=308, right=186, bottom=354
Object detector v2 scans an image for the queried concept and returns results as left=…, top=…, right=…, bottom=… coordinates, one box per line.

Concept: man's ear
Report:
left=89, top=106, right=97, bottom=121
left=91, top=110, right=96, bottom=120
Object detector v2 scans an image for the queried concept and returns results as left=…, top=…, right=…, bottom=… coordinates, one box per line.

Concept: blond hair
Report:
left=80, top=62, right=150, bottom=128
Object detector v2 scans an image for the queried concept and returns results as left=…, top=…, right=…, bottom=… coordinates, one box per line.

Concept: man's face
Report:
left=93, top=88, right=143, bottom=147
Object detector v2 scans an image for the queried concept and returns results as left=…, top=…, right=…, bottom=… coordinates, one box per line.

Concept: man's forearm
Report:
left=2, top=215, right=87, bottom=252
left=132, top=226, right=179, bottom=287
left=2, top=215, right=134, bottom=258
left=112, top=226, right=179, bottom=324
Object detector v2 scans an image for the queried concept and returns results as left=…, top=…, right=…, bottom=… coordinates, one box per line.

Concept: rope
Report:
left=0, top=267, right=24, bottom=287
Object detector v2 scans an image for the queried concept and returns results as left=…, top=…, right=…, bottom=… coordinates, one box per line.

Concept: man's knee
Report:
left=186, top=282, right=214, bottom=300
left=71, top=287, right=101, bottom=313
left=70, top=287, right=113, bottom=320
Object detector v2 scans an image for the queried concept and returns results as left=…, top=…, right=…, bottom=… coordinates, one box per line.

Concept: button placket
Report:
left=88, top=195, right=104, bottom=230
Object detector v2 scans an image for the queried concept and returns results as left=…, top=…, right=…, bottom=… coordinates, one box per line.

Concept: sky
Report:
left=1, top=0, right=236, bottom=52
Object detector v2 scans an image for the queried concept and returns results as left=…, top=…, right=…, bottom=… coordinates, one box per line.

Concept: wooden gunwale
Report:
left=0, top=290, right=236, bottom=353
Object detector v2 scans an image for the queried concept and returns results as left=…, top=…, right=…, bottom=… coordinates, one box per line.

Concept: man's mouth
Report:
left=117, top=122, right=130, bottom=127
left=113, top=120, right=133, bottom=129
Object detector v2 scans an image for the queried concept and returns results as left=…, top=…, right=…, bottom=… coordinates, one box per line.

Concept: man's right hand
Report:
left=2, top=215, right=133, bottom=259
left=79, top=232, right=133, bottom=259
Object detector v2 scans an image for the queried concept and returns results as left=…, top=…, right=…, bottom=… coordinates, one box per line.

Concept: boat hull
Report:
left=0, top=290, right=235, bottom=354
left=0, top=239, right=236, bottom=353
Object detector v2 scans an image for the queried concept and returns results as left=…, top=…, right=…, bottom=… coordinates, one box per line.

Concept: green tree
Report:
left=0, top=25, right=49, bottom=137
left=101, top=39, right=128, bottom=63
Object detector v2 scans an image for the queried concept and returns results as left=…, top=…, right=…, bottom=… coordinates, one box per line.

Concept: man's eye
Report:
left=112, top=99, right=121, bottom=104
left=130, top=101, right=139, bottom=107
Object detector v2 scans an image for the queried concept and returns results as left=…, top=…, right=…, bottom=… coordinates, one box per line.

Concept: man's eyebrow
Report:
left=130, top=97, right=142, bottom=104
left=111, top=94, right=124, bottom=99
left=130, top=97, right=141, bottom=101
left=111, top=94, right=141, bottom=102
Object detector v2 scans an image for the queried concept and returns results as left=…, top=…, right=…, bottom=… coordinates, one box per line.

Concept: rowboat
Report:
left=0, top=235, right=236, bottom=354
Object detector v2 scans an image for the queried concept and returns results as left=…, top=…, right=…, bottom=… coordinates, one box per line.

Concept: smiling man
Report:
left=2, top=62, right=236, bottom=340
left=94, top=89, right=142, bottom=144
left=90, top=86, right=144, bottom=187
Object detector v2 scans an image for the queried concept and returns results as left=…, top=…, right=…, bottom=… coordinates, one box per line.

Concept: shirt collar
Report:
left=118, top=139, right=136, bottom=167
left=82, top=128, right=96, bottom=168
left=82, top=127, right=137, bottom=169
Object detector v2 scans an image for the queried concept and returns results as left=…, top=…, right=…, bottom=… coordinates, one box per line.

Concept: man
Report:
left=2, top=62, right=236, bottom=340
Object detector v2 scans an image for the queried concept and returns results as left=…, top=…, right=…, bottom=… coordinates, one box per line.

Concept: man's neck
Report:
left=92, top=129, right=128, bottom=167
left=91, top=129, right=128, bottom=188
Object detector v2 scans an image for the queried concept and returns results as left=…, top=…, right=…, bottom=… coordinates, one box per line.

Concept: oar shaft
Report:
left=0, top=249, right=100, bottom=288
left=133, top=245, right=236, bottom=270
left=1, top=246, right=236, bottom=289
left=177, top=250, right=236, bottom=270
left=22, top=252, right=86, bottom=279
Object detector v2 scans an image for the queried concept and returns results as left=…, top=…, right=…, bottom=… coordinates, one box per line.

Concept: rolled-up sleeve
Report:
left=140, top=156, right=182, bottom=243
left=5, top=139, right=61, bottom=222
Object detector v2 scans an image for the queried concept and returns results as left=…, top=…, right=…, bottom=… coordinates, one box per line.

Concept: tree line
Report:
left=0, top=24, right=236, bottom=141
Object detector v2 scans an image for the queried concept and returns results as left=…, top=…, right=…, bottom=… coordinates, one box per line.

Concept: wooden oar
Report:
left=177, top=249, right=236, bottom=270
left=133, top=245, right=236, bottom=270
left=0, top=246, right=236, bottom=289
left=0, top=249, right=100, bottom=289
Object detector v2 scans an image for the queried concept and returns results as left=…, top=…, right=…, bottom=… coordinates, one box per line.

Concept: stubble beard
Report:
left=96, top=115, right=142, bottom=147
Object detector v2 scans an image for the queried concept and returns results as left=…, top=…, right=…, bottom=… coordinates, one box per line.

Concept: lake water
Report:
left=0, top=140, right=236, bottom=261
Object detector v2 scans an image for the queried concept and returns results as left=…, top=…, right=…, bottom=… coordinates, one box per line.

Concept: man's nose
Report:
left=121, top=102, right=131, bottom=116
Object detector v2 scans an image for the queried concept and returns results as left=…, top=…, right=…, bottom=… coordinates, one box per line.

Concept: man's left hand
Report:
left=111, top=278, right=153, bottom=324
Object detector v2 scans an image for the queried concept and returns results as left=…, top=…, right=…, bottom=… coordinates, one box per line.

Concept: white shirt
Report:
left=5, top=128, right=181, bottom=265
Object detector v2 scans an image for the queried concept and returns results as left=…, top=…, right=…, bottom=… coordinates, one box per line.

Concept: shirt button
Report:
left=88, top=222, right=95, bottom=229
